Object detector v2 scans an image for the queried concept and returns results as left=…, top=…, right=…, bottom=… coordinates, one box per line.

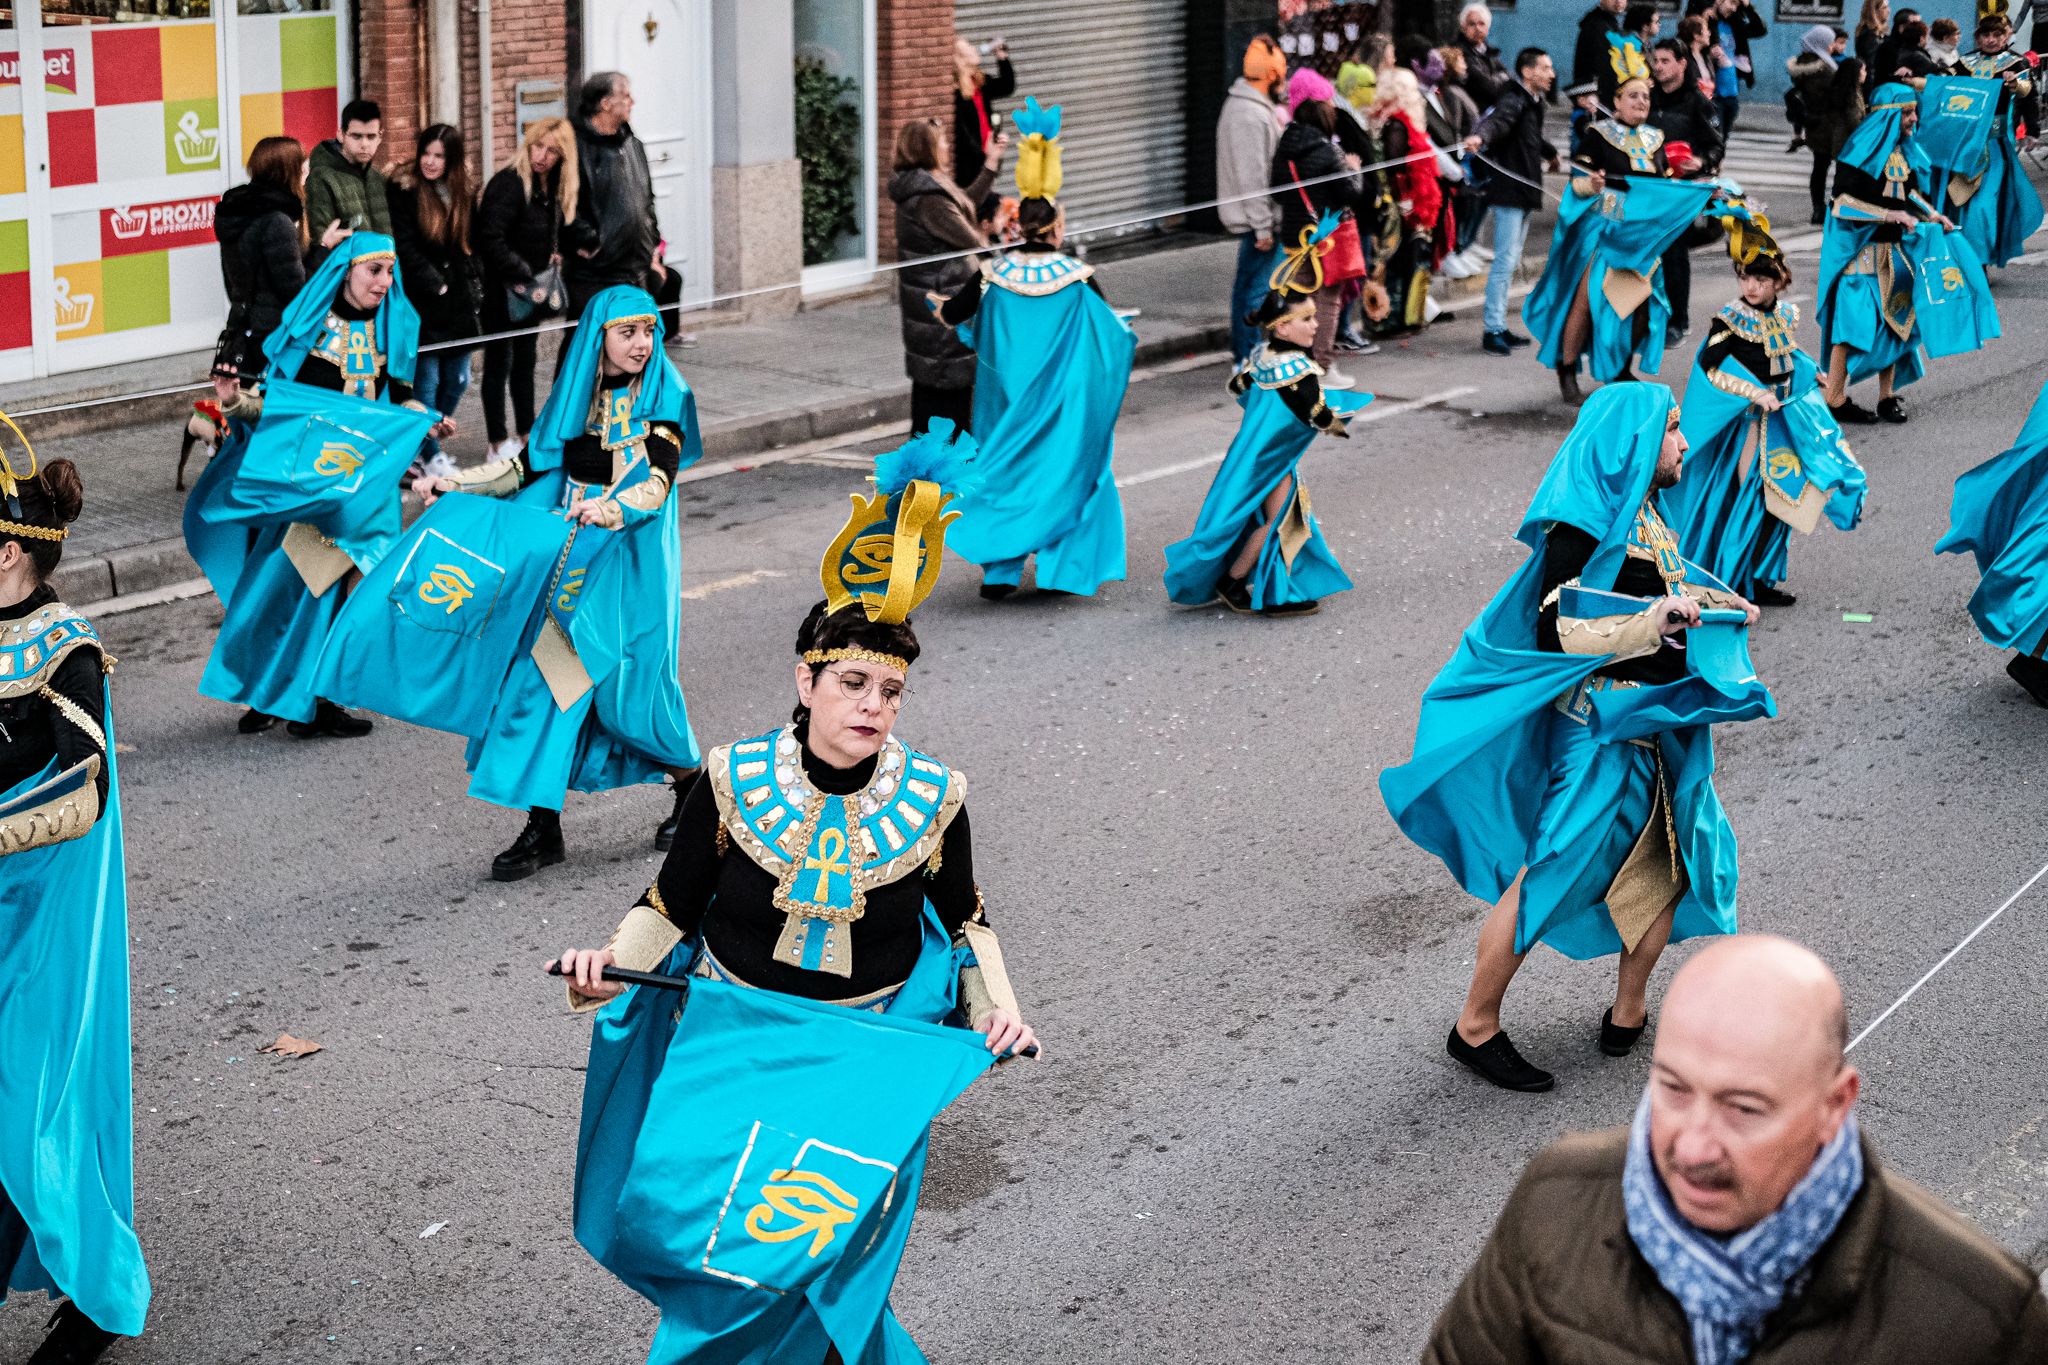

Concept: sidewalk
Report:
left=28, top=227, right=1552, bottom=609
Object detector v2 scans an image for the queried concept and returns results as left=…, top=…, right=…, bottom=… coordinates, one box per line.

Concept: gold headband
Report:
left=0, top=518, right=64, bottom=542
left=353, top=249, right=396, bottom=262
left=606, top=313, right=658, bottom=329
left=1264, top=299, right=1317, bottom=331
left=803, top=646, right=910, bottom=672
left=1873, top=98, right=1915, bottom=110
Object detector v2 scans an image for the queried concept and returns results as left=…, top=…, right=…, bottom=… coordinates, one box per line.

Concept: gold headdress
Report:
left=1251, top=209, right=1341, bottom=331
left=807, top=421, right=982, bottom=667
left=0, top=410, right=63, bottom=543
left=1013, top=96, right=1064, bottom=201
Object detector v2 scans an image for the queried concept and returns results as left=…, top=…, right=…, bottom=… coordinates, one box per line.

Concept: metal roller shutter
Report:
left=953, top=0, right=1188, bottom=237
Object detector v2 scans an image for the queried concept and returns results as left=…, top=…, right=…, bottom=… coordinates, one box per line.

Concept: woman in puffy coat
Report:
left=475, top=116, right=576, bottom=461
left=213, top=136, right=338, bottom=381
left=390, top=122, right=483, bottom=475
left=889, top=116, right=1004, bottom=436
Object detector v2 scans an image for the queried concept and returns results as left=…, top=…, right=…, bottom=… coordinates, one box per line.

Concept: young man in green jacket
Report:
left=304, top=99, right=391, bottom=269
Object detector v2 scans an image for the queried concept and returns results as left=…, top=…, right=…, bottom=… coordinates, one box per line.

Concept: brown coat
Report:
left=1424, top=1126, right=2048, bottom=1365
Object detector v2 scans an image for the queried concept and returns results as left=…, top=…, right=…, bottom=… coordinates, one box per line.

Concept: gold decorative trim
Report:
left=801, top=646, right=911, bottom=672
left=0, top=519, right=64, bottom=541
left=0, top=754, right=101, bottom=855
left=39, top=682, right=105, bottom=754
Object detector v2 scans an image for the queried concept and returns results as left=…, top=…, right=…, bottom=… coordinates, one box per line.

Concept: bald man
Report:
left=1424, top=936, right=2048, bottom=1364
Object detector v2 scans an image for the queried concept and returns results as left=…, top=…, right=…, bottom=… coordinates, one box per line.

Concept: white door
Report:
left=585, top=0, right=714, bottom=308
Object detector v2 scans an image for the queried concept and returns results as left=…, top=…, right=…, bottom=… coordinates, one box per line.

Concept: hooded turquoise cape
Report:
left=1920, top=73, right=2043, bottom=268
left=1, top=644, right=149, bottom=1336
left=312, top=286, right=703, bottom=809
left=1664, top=335, right=1866, bottom=597
left=1936, top=376, right=2048, bottom=656
left=574, top=912, right=994, bottom=1363
left=184, top=233, right=430, bottom=722
left=1161, top=347, right=1374, bottom=609
left=1379, top=384, right=1775, bottom=958
left=1816, top=85, right=1934, bottom=389
left=947, top=253, right=1135, bottom=595
left=1525, top=175, right=1721, bottom=382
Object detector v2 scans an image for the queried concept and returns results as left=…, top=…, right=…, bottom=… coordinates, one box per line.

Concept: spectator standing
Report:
left=390, top=122, right=483, bottom=478
left=1695, top=0, right=1768, bottom=133
left=1855, top=0, right=1890, bottom=71
left=1426, top=45, right=1485, bottom=273
left=1866, top=6, right=1918, bottom=90
left=303, top=98, right=390, bottom=268
left=889, top=117, right=1002, bottom=435
left=1273, top=68, right=1368, bottom=387
left=1424, top=935, right=2048, bottom=1365
left=1370, top=69, right=1445, bottom=333
left=1678, top=15, right=1717, bottom=97
left=1463, top=48, right=1558, bottom=356
left=1574, top=0, right=1627, bottom=89
left=1886, top=16, right=1935, bottom=82
left=476, top=116, right=576, bottom=461
left=1790, top=29, right=1858, bottom=221
left=1454, top=4, right=1512, bottom=110
left=1649, top=39, right=1726, bottom=346
left=1217, top=35, right=1288, bottom=364
left=1925, top=16, right=1960, bottom=68
left=213, top=136, right=334, bottom=382
left=952, top=35, right=1015, bottom=213
left=564, top=72, right=659, bottom=337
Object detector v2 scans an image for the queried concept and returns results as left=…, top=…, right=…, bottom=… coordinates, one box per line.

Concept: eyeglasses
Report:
left=824, top=667, right=908, bottom=710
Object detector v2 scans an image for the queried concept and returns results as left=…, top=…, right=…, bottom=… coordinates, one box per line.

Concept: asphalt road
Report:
left=6, top=242, right=2048, bottom=1364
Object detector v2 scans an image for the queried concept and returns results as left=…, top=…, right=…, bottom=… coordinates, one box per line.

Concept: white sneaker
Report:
left=1421, top=293, right=1443, bottom=324
left=423, top=452, right=459, bottom=481
left=1470, top=243, right=1495, bottom=261
left=1440, top=253, right=1477, bottom=280
left=1322, top=369, right=1358, bottom=390
left=490, top=437, right=523, bottom=462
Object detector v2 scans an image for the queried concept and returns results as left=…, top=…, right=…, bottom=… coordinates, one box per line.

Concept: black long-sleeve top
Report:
left=1697, top=313, right=1782, bottom=384
left=519, top=371, right=683, bottom=489
left=935, top=242, right=1106, bottom=325
left=1538, top=523, right=1688, bottom=684
left=640, top=730, right=981, bottom=1000
left=1831, top=161, right=1924, bottom=242
left=0, top=590, right=108, bottom=807
left=1573, top=120, right=1672, bottom=191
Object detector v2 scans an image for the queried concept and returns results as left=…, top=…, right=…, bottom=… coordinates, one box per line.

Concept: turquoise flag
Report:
left=310, top=493, right=574, bottom=738
left=1917, top=76, right=1999, bottom=177
left=1910, top=222, right=2001, bottom=359
left=576, top=973, right=995, bottom=1364
left=193, top=377, right=433, bottom=569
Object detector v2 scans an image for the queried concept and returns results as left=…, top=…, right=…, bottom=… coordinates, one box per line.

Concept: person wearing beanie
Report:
left=1271, top=66, right=1370, bottom=387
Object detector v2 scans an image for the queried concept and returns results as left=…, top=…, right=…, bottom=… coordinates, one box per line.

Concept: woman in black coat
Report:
left=389, top=122, right=483, bottom=474
left=890, top=117, right=1002, bottom=437
left=475, top=117, right=575, bottom=460
left=213, top=136, right=328, bottom=381
left=1271, top=89, right=1367, bottom=378
left=952, top=36, right=1015, bottom=216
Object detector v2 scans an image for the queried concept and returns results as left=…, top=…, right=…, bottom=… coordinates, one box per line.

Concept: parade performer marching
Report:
left=1162, top=214, right=1375, bottom=618
left=314, top=286, right=702, bottom=880
left=930, top=97, right=1135, bottom=601
left=186, top=232, right=446, bottom=738
left=0, top=442, right=151, bottom=1363
left=1815, top=83, right=1985, bottom=426
left=551, top=427, right=1038, bottom=1364
left=1942, top=14, right=2043, bottom=268
left=1524, top=76, right=1722, bottom=406
left=1936, top=378, right=2048, bottom=709
left=1664, top=226, right=1868, bottom=608
left=1381, top=384, right=1773, bottom=1093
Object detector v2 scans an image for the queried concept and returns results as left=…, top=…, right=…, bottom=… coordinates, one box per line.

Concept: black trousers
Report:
left=1809, top=153, right=1833, bottom=221
left=481, top=328, right=539, bottom=444
left=909, top=381, right=973, bottom=438
left=1662, top=243, right=1691, bottom=332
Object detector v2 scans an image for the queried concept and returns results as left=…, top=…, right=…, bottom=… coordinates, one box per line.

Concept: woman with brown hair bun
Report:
left=0, top=445, right=152, bottom=1363
left=889, top=115, right=1005, bottom=437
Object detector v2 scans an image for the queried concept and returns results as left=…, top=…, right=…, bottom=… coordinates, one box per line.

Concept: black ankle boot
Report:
left=1752, top=584, right=1797, bottom=607
left=28, top=1301, right=121, bottom=1365
left=287, top=699, right=374, bottom=739
left=491, top=808, right=565, bottom=882
left=2007, top=654, right=2048, bottom=708
left=237, top=707, right=278, bottom=734
left=654, top=770, right=699, bottom=851
left=1217, top=575, right=1255, bottom=614
left=1599, top=1007, right=1649, bottom=1057
left=1557, top=364, right=1584, bottom=406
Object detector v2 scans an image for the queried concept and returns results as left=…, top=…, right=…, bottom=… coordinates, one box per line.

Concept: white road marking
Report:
left=1131, top=350, right=1234, bottom=382
left=680, top=569, right=786, bottom=600
left=1113, top=386, right=1481, bottom=489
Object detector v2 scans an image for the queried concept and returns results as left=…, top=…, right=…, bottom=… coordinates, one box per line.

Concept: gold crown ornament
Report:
left=1012, top=96, right=1064, bottom=201
left=0, top=410, right=64, bottom=543
left=811, top=420, right=983, bottom=646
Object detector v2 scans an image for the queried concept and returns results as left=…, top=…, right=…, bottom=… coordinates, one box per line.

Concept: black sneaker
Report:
left=1664, top=324, right=1689, bottom=349
left=1829, top=397, right=1880, bottom=425
left=1599, top=1007, right=1648, bottom=1058
left=1876, top=395, right=1908, bottom=424
left=492, top=808, right=565, bottom=882
left=2007, top=654, right=2048, bottom=708
left=286, top=699, right=374, bottom=739
left=1482, top=331, right=1514, bottom=356
left=978, top=581, right=1018, bottom=601
left=654, top=769, right=698, bottom=851
left=1446, top=1026, right=1556, bottom=1092
left=1503, top=330, right=1533, bottom=349
left=1260, top=598, right=1321, bottom=617
left=1752, top=584, right=1797, bottom=607
left=237, top=707, right=279, bottom=734
left=27, top=1301, right=120, bottom=1365
left=1217, top=576, right=1255, bottom=615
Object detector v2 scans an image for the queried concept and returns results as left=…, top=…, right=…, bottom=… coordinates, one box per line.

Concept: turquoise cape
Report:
left=1936, top=377, right=2048, bottom=655
left=574, top=919, right=994, bottom=1363
left=1379, top=384, right=1775, bottom=958
left=1815, top=85, right=1936, bottom=388
left=947, top=254, right=1135, bottom=596
left=1, top=652, right=149, bottom=1336
left=184, top=233, right=428, bottom=723
left=1525, top=176, right=1721, bottom=382
left=1907, top=222, right=2001, bottom=359
left=1921, top=73, right=2043, bottom=268
left=1161, top=347, right=1374, bottom=609
left=1665, top=341, right=1867, bottom=597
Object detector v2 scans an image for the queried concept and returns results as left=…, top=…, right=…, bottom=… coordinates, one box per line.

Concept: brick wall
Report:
left=875, top=0, right=956, bottom=263
left=355, top=1, right=426, bottom=169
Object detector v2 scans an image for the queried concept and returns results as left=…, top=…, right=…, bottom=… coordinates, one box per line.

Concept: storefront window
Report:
left=238, top=0, right=334, bottom=13
left=38, top=1, right=214, bottom=21
left=795, top=0, right=873, bottom=281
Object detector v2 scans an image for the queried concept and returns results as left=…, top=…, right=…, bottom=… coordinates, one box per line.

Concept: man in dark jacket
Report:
left=561, top=70, right=659, bottom=368
left=1464, top=48, right=1558, bottom=355
left=303, top=99, right=390, bottom=268
left=1650, top=36, right=1726, bottom=341
left=1455, top=3, right=1513, bottom=110
left=1574, top=0, right=1628, bottom=88
left=1425, top=935, right=2048, bottom=1365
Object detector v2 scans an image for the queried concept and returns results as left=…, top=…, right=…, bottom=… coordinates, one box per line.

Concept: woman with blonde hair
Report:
left=951, top=34, right=1015, bottom=210
left=1854, top=0, right=1889, bottom=70
left=477, top=116, right=578, bottom=461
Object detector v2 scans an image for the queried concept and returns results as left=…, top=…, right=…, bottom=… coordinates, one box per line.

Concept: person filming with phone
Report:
left=953, top=33, right=1016, bottom=219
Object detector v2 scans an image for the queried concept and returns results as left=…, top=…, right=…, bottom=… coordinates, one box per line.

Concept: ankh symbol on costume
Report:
left=743, top=1168, right=861, bottom=1257
left=804, top=826, right=850, bottom=904
left=418, top=563, right=477, bottom=613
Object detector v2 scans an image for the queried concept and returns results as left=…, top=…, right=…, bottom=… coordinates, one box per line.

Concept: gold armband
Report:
left=956, top=917, right=1021, bottom=1032
left=614, top=466, right=672, bottom=513
left=0, top=755, right=102, bottom=855
left=1704, top=368, right=1774, bottom=406
left=1546, top=584, right=1665, bottom=662
left=566, top=903, right=684, bottom=1013
left=221, top=387, right=264, bottom=422
left=444, top=454, right=524, bottom=498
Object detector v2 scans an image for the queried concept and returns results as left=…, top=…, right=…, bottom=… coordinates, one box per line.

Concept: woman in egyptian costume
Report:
left=552, top=427, right=1037, bottom=1361
left=930, top=97, right=1136, bottom=601
left=0, top=437, right=150, bottom=1364
left=185, top=232, right=450, bottom=738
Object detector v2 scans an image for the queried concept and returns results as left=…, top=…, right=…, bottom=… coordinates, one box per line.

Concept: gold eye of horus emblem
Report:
left=418, top=563, right=477, bottom=613
left=743, top=1168, right=860, bottom=1257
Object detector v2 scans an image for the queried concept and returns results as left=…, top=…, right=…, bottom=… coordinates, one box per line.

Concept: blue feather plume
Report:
left=1308, top=209, right=1342, bottom=247
left=874, top=421, right=983, bottom=499
left=1010, top=95, right=1062, bottom=141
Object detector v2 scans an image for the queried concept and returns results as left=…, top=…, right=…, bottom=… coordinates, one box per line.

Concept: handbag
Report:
left=504, top=202, right=566, bottom=324
left=1289, top=159, right=1367, bottom=283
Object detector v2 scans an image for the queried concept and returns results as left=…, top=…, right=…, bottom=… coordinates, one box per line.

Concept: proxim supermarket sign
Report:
left=101, top=197, right=219, bottom=257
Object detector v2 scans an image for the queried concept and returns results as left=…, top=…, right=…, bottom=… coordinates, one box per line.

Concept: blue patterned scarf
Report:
left=1622, top=1092, right=1864, bottom=1365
